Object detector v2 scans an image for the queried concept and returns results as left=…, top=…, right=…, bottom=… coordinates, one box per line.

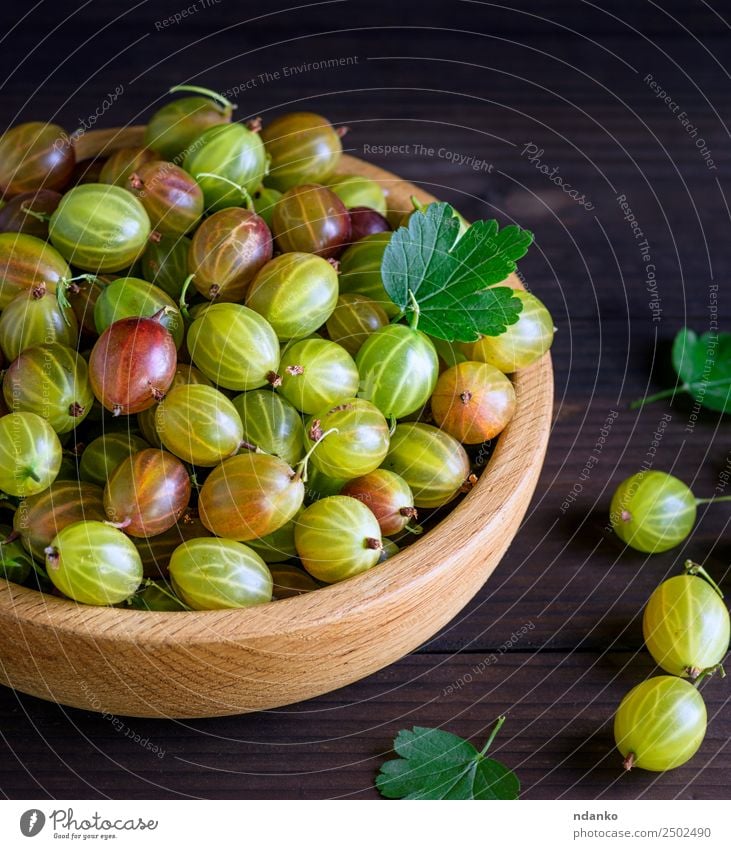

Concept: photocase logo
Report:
left=20, top=809, right=45, bottom=837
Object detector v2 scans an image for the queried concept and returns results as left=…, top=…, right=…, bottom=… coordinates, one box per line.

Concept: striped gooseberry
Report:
left=0, top=285, right=78, bottom=361
left=79, top=432, right=150, bottom=486
left=188, top=207, right=272, bottom=302
left=271, top=184, right=351, bottom=258
left=93, top=276, right=184, bottom=347
left=186, top=302, right=280, bottom=390
left=2, top=343, right=93, bottom=433
left=277, top=337, right=359, bottom=415
left=304, top=398, right=390, bottom=480
left=461, top=290, right=554, bottom=372
left=642, top=564, right=729, bottom=678
left=198, top=453, right=304, bottom=541
left=357, top=324, right=439, bottom=419
left=49, top=183, right=151, bottom=272
left=103, top=448, right=191, bottom=538
left=88, top=314, right=178, bottom=415
left=382, top=423, right=471, bottom=508
left=261, top=112, right=342, bottom=191
left=0, top=232, right=70, bottom=308
left=0, top=412, right=62, bottom=497
left=155, top=384, right=243, bottom=467
left=231, top=389, right=305, bottom=467
left=45, top=520, right=143, bottom=605
left=614, top=676, right=707, bottom=772
left=295, top=495, right=382, bottom=584
left=128, top=160, right=204, bottom=236
left=184, top=122, right=269, bottom=212
left=340, top=469, right=418, bottom=537
left=169, top=537, right=272, bottom=610
left=325, top=293, right=389, bottom=356
left=246, top=252, right=338, bottom=340
left=0, top=122, right=75, bottom=197
left=14, top=480, right=105, bottom=561
left=608, top=470, right=725, bottom=554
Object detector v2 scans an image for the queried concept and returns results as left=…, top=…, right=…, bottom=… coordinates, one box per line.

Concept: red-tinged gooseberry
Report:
left=261, top=112, right=342, bottom=191
left=13, top=479, right=106, bottom=561
left=188, top=207, right=272, bottom=301
left=79, top=432, right=150, bottom=486
left=99, top=146, right=156, bottom=187
left=88, top=314, right=177, bottom=415
left=129, top=160, right=204, bottom=236
left=341, top=469, right=418, bottom=537
left=348, top=206, right=390, bottom=241
left=0, top=232, right=70, bottom=308
left=104, top=448, right=191, bottom=538
left=272, top=184, right=351, bottom=258
left=430, top=361, right=516, bottom=444
left=198, top=453, right=304, bottom=541
left=0, top=189, right=62, bottom=239
left=0, top=122, right=75, bottom=197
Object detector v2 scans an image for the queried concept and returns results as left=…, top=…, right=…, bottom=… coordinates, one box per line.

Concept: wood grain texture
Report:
left=0, top=129, right=553, bottom=718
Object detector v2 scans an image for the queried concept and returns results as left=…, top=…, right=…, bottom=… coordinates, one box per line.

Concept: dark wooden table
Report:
left=1, top=0, right=729, bottom=800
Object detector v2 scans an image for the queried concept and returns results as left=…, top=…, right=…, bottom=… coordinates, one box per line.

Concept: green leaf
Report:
left=376, top=718, right=519, bottom=800
left=381, top=202, right=533, bottom=343
left=671, top=328, right=731, bottom=413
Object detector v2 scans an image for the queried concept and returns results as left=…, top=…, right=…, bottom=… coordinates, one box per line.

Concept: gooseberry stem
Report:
left=684, top=559, right=724, bottom=599
left=623, top=752, right=635, bottom=771
left=407, top=289, right=420, bottom=331
left=195, top=172, right=253, bottom=209
left=56, top=274, right=98, bottom=325
left=179, top=273, right=195, bottom=321
left=295, top=427, right=339, bottom=484
left=479, top=715, right=506, bottom=758
left=629, top=387, right=683, bottom=409
left=695, top=495, right=731, bottom=505
left=19, top=203, right=51, bottom=222
left=692, top=663, right=726, bottom=686
left=142, top=578, right=193, bottom=612
left=169, top=85, right=235, bottom=115
left=25, top=468, right=40, bottom=484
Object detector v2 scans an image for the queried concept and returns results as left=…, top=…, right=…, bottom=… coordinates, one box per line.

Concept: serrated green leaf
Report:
left=381, top=202, right=532, bottom=343
left=671, top=328, right=731, bottom=413
left=376, top=719, right=519, bottom=800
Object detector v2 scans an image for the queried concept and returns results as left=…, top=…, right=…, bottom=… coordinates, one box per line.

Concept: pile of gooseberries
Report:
left=0, top=86, right=554, bottom=613
left=613, top=560, right=729, bottom=772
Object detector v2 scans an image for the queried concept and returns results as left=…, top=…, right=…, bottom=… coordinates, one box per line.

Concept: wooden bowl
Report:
left=0, top=127, right=553, bottom=718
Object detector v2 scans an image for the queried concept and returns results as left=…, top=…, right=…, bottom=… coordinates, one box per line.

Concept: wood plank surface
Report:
left=0, top=0, right=729, bottom=799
